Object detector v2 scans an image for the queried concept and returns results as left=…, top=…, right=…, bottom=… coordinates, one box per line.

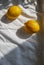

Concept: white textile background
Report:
left=0, top=0, right=40, bottom=65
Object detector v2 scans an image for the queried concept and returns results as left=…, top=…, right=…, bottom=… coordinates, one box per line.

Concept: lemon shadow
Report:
left=1, top=15, right=12, bottom=24
left=16, top=27, right=32, bottom=39
left=1, top=15, right=17, bottom=24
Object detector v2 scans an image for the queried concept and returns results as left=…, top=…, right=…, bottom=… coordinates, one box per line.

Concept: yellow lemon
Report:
left=6, top=5, right=22, bottom=20
left=24, top=20, right=40, bottom=34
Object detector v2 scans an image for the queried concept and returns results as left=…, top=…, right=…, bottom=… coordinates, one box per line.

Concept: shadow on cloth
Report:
left=1, top=15, right=12, bottom=24
left=36, top=14, right=44, bottom=65
left=0, top=36, right=38, bottom=65
left=0, top=29, right=41, bottom=65
left=1, top=14, right=18, bottom=24
left=36, top=1, right=44, bottom=64
left=16, top=27, right=32, bottom=39
left=0, top=0, right=10, bottom=10
left=0, top=0, right=24, bottom=10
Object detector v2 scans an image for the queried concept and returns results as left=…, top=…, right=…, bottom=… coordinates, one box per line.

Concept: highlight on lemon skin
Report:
left=6, top=5, right=22, bottom=20
left=23, top=19, right=40, bottom=34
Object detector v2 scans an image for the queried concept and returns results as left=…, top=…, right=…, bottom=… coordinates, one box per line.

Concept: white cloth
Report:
left=0, top=0, right=39, bottom=65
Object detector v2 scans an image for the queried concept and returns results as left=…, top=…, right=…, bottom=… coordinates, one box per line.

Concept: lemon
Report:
left=24, top=20, right=40, bottom=34
left=6, top=5, right=22, bottom=20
